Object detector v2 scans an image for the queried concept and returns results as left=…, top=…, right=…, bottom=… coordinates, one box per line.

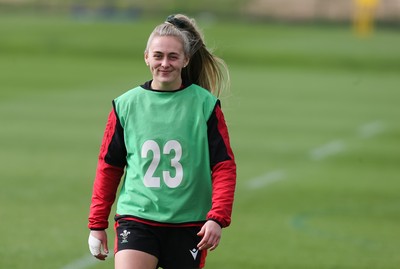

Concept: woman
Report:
left=88, top=14, right=236, bottom=269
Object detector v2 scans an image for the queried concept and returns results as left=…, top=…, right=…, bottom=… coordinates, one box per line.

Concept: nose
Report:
left=161, top=57, right=169, bottom=68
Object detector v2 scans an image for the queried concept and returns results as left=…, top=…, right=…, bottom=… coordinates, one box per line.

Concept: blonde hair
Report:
left=145, top=14, right=230, bottom=97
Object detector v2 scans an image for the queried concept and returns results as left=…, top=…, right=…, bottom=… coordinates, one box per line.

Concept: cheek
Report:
left=151, top=62, right=163, bottom=69
left=149, top=62, right=158, bottom=71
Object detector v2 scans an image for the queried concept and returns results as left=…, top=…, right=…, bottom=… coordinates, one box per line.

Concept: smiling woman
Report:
left=87, top=13, right=236, bottom=269
left=143, top=14, right=230, bottom=96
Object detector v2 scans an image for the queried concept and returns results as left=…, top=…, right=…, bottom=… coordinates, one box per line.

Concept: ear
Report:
left=184, top=57, right=190, bottom=68
left=144, top=52, right=149, bottom=66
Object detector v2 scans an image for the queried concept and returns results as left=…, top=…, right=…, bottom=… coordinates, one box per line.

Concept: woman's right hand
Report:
left=88, top=230, right=109, bottom=260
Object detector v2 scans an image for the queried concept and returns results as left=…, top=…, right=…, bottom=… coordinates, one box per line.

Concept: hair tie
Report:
left=165, top=15, right=186, bottom=29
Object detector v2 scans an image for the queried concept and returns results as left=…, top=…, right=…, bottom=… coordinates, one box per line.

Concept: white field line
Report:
left=309, top=140, right=346, bottom=161
left=247, top=170, right=286, bottom=189
left=60, top=254, right=98, bottom=269
left=358, top=121, right=385, bottom=138
left=309, top=121, right=384, bottom=161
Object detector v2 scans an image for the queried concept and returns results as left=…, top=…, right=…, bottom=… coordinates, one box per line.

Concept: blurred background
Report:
left=1, top=0, right=400, bottom=23
left=1, top=0, right=400, bottom=21
left=1, top=1, right=399, bottom=269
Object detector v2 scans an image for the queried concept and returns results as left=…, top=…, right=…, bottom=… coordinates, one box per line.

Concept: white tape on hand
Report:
left=88, top=234, right=102, bottom=256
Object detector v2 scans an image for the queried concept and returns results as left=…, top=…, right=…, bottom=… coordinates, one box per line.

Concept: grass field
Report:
left=1, top=14, right=400, bottom=269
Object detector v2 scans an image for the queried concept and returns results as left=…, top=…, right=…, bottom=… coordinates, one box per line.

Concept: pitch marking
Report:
left=358, top=121, right=385, bottom=138
left=247, top=170, right=286, bottom=189
left=60, top=254, right=97, bottom=269
left=310, top=140, right=346, bottom=161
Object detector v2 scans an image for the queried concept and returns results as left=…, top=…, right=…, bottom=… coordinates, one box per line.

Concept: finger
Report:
left=198, top=237, right=215, bottom=250
left=204, top=237, right=219, bottom=249
left=202, top=232, right=221, bottom=251
left=197, top=239, right=207, bottom=250
left=102, top=239, right=109, bottom=254
left=197, top=226, right=205, bottom=237
left=95, top=253, right=108, bottom=261
left=209, top=238, right=220, bottom=251
left=198, top=236, right=214, bottom=250
left=197, top=232, right=211, bottom=250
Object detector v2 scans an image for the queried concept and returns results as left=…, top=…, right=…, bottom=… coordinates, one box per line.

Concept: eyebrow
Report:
left=152, top=51, right=180, bottom=56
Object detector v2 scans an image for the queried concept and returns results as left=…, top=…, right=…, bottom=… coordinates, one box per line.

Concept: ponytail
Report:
left=146, top=14, right=230, bottom=97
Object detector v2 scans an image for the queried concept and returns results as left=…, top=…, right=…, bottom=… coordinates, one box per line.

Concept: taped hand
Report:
left=88, top=231, right=109, bottom=260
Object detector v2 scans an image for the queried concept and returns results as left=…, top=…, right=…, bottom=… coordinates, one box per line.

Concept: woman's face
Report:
left=145, top=35, right=189, bottom=91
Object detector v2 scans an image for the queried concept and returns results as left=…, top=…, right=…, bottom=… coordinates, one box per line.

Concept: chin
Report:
left=157, top=76, right=179, bottom=85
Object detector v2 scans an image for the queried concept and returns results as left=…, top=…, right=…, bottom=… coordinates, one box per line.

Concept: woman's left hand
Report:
left=197, top=220, right=222, bottom=251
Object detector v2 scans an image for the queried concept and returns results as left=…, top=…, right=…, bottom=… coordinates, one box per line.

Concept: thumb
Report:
left=197, top=225, right=205, bottom=237
left=102, top=238, right=109, bottom=254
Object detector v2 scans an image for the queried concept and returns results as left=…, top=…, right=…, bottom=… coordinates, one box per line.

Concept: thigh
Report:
left=115, top=249, right=158, bottom=269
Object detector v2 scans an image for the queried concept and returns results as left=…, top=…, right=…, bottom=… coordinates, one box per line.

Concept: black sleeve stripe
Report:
left=104, top=101, right=127, bottom=167
left=207, top=101, right=232, bottom=168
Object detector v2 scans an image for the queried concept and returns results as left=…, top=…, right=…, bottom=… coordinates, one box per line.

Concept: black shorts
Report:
left=115, top=218, right=207, bottom=269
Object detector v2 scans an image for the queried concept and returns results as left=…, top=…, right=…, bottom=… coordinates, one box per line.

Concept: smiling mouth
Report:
left=159, top=70, right=172, bottom=75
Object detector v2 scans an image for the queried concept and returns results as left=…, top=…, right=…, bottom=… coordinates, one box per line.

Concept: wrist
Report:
left=207, top=218, right=223, bottom=228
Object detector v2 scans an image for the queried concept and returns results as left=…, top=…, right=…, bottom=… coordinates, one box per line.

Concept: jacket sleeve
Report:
left=206, top=101, right=236, bottom=228
left=88, top=106, right=127, bottom=230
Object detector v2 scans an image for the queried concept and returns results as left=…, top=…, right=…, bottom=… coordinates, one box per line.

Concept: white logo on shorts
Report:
left=120, top=230, right=130, bottom=243
left=189, top=248, right=199, bottom=260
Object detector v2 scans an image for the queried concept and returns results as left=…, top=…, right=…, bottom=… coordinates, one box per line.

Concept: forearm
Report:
left=88, top=161, right=124, bottom=230
left=207, top=160, right=236, bottom=228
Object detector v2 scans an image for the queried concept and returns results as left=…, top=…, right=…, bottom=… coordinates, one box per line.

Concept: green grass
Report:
left=1, top=14, right=399, bottom=269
